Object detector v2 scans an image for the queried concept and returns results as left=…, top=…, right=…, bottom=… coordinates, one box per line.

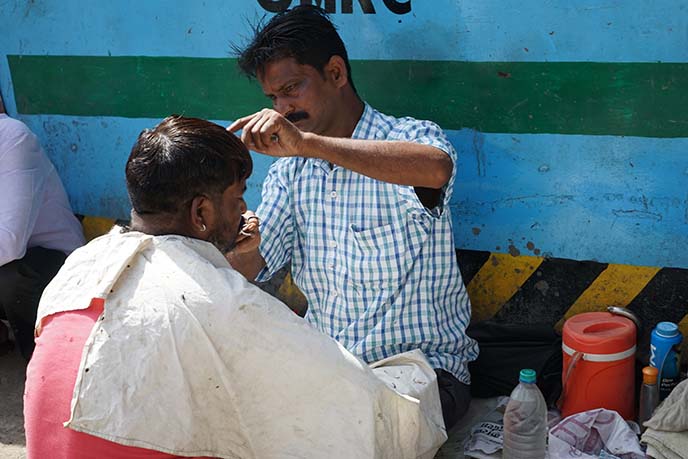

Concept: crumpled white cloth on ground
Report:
left=36, top=230, right=447, bottom=458
left=641, top=378, right=688, bottom=459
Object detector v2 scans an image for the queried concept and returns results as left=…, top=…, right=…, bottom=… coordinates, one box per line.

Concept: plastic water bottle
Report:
left=502, top=369, right=547, bottom=459
left=649, top=321, right=683, bottom=400
left=638, top=366, right=659, bottom=432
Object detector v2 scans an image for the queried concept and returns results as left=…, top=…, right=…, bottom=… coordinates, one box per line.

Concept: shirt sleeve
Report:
left=255, top=159, right=294, bottom=282
left=0, top=125, right=47, bottom=266
left=388, top=118, right=457, bottom=212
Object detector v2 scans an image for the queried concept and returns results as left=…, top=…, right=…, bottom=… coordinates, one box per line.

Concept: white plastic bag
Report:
left=548, top=408, right=645, bottom=459
left=462, top=397, right=509, bottom=459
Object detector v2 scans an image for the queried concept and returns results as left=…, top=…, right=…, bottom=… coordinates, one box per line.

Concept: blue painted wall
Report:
left=1, top=0, right=687, bottom=268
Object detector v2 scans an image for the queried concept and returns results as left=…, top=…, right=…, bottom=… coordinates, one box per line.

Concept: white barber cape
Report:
left=36, top=230, right=447, bottom=458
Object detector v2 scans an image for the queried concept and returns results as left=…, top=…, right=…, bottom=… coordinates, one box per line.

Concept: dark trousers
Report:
left=0, top=247, right=66, bottom=360
left=435, top=368, right=471, bottom=431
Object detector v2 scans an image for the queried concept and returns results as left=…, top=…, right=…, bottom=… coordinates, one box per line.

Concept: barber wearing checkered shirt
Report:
left=228, top=5, right=478, bottom=431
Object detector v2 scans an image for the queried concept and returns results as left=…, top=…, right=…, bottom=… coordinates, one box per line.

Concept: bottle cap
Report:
left=656, top=322, right=679, bottom=338
left=642, top=366, right=658, bottom=384
left=519, top=368, right=537, bottom=383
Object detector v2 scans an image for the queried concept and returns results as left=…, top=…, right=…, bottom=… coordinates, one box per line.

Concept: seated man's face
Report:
left=207, top=179, right=248, bottom=254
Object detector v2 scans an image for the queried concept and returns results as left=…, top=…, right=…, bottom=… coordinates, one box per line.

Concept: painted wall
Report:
left=2, top=0, right=687, bottom=269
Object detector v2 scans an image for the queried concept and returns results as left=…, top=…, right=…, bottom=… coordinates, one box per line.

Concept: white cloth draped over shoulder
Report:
left=35, top=229, right=447, bottom=459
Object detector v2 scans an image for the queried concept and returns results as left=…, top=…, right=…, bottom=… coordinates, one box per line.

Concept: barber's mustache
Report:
left=286, top=111, right=309, bottom=123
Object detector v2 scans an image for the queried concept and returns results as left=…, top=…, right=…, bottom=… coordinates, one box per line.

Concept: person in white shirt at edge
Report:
left=0, top=88, right=85, bottom=359
left=227, top=5, right=478, bottom=431
left=24, top=115, right=446, bottom=459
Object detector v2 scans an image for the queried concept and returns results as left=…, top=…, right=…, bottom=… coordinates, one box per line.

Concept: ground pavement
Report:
left=0, top=346, right=27, bottom=459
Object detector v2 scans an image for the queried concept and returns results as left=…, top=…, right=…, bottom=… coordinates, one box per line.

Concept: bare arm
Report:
left=300, top=134, right=451, bottom=188
left=226, top=248, right=266, bottom=282
left=225, top=212, right=266, bottom=281
left=228, top=109, right=452, bottom=189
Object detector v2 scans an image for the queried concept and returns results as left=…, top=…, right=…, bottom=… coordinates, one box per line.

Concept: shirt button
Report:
left=329, top=240, right=337, bottom=248
left=333, top=291, right=338, bottom=297
left=330, top=191, right=337, bottom=199
left=328, top=264, right=335, bottom=270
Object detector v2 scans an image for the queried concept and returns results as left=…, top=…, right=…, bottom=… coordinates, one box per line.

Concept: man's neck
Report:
left=326, top=91, right=365, bottom=139
left=128, top=210, right=188, bottom=237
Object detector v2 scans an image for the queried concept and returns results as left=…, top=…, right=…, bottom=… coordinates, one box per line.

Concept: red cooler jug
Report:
left=561, top=312, right=636, bottom=419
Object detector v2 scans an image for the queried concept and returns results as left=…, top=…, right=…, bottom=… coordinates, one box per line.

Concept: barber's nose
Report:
left=273, top=98, right=293, bottom=116
left=240, top=201, right=247, bottom=213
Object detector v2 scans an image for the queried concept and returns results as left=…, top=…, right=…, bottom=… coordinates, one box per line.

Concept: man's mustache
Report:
left=286, top=111, right=309, bottom=123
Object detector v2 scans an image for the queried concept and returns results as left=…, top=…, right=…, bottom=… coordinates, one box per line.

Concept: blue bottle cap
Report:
left=519, top=369, right=537, bottom=383
left=656, top=322, right=679, bottom=338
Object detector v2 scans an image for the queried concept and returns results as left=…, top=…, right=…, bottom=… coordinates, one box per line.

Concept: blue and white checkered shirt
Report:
left=256, top=104, right=478, bottom=383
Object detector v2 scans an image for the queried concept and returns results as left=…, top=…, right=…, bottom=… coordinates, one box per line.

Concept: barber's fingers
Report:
left=238, top=112, right=264, bottom=149
left=258, top=117, right=281, bottom=147
left=249, top=115, right=274, bottom=152
left=228, top=110, right=300, bottom=157
left=228, top=110, right=278, bottom=150
left=227, top=114, right=255, bottom=133
left=239, top=211, right=260, bottom=236
left=240, top=219, right=259, bottom=235
left=249, top=114, right=285, bottom=153
left=242, top=211, right=259, bottom=224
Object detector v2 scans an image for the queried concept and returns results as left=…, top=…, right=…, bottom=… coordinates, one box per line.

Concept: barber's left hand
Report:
left=227, top=109, right=303, bottom=157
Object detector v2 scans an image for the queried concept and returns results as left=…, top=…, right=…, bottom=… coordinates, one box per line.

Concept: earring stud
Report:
left=200, top=224, right=207, bottom=232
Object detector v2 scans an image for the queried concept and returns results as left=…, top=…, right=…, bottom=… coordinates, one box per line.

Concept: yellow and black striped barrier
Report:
left=456, top=249, right=688, bottom=360
left=456, top=249, right=688, bottom=331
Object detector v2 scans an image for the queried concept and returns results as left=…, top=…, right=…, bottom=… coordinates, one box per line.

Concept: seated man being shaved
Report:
left=24, top=115, right=446, bottom=459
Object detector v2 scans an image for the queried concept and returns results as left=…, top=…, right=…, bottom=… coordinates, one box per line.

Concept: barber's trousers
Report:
left=0, top=247, right=66, bottom=360
left=435, top=368, right=471, bottom=431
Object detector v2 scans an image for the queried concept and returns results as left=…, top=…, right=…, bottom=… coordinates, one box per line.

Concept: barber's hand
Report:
left=232, top=211, right=261, bottom=254
left=227, top=109, right=303, bottom=157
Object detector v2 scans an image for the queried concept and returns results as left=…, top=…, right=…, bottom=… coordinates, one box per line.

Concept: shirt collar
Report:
left=351, top=103, right=376, bottom=140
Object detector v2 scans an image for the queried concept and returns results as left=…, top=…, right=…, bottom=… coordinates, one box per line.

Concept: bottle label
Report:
left=650, top=343, right=658, bottom=368
left=658, top=346, right=681, bottom=400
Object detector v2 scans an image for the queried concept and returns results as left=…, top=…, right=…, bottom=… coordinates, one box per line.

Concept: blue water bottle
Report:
left=649, top=322, right=683, bottom=400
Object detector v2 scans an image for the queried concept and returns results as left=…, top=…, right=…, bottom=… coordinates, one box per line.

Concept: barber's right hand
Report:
left=227, top=109, right=304, bottom=158
left=232, top=211, right=261, bottom=254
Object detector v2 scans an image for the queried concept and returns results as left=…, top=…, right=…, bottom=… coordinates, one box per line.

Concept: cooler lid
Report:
left=563, top=311, right=636, bottom=354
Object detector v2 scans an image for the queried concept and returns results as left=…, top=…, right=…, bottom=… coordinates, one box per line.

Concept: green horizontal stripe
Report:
left=9, top=55, right=688, bottom=137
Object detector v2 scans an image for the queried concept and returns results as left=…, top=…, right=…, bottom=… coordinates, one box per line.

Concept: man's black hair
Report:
left=234, top=5, right=357, bottom=93
left=126, top=115, right=252, bottom=215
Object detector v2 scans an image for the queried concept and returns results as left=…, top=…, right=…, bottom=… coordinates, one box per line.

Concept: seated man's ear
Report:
left=189, top=195, right=216, bottom=238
